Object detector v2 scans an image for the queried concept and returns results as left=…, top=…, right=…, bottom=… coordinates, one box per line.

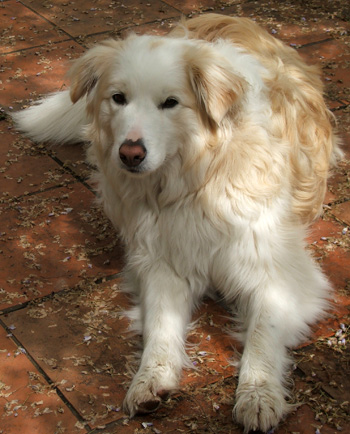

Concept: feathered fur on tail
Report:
left=11, top=90, right=87, bottom=145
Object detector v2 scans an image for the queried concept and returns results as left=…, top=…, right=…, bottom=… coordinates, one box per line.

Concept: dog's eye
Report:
left=161, top=97, right=178, bottom=110
left=112, top=93, right=127, bottom=105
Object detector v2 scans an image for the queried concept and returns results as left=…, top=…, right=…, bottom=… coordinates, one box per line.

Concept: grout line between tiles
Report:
left=0, top=271, right=123, bottom=316
left=160, top=0, right=183, bottom=14
left=49, top=153, right=96, bottom=194
left=331, top=103, right=350, bottom=112
left=0, top=300, right=31, bottom=316
left=3, top=180, right=81, bottom=203
left=0, top=38, right=79, bottom=56
left=297, top=37, right=335, bottom=49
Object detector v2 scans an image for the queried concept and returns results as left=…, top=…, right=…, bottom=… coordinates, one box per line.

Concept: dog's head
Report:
left=69, top=35, right=247, bottom=175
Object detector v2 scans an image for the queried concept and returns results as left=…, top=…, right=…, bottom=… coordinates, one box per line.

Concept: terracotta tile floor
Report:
left=0, top=1, right=349, bottom=433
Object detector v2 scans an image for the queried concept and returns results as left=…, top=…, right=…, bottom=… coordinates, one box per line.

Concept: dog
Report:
left=12, top=14, right=342, bottom=432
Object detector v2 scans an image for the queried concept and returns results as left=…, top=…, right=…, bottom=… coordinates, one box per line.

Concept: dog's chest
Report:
left=106, top=187, right=222, bottom=274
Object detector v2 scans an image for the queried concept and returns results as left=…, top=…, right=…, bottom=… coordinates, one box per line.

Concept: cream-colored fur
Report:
left=12, top=14, right=341, bottom=433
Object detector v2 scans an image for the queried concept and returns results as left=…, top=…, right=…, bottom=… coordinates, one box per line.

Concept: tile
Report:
left=276, top=20, right=350, bottom=47
left=0, top=122, right=77, bottom=199
left=293, top=343, right=350, bottom=434
left=0, top=326, right=86, bottom=434
left=323, top=189, right=337, bottom=206
left=296, top=343, right=350, bottom=405
left=308, top=216, right=350, bottom=293
left=326, top=110, right=350, bottom=203
left=122, top=17, right=179, bottom=37
left=160, top=0, right=223, bottom=14
left=305, top=217, right=349, bottom=339
left=331, top=201, right=350, bottom=227
left=184, top=300, right=236, bottom=388
left=1, top=280, right=237, bottom=429
left=0, top=0, right=67, bottom=54
left=334, top=109, right=350, bottom=159
left=298, top=39, right=350, bottom=105
left=327, top=160, right=350, bottom=205
left=20, top=0, right=180, bottom=38
left=276, top=402, right=348, bottom=434
left=0, top=40, right=85, bottom=110
left=308, top=217, right=347, bottom=246
left=0, top=184, right=124, bottom=310
left=322, top=248, right=350, bottom=298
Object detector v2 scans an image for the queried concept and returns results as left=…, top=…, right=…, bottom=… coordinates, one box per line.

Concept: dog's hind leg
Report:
left=123, top=260, right=193, bottom=416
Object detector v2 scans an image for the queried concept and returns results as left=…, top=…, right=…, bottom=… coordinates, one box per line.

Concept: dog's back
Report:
left=171, top=14, right=342, bottom=222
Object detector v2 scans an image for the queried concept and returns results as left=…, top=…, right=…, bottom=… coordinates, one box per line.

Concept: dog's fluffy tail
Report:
left=11, top=90, right=87, bottom=145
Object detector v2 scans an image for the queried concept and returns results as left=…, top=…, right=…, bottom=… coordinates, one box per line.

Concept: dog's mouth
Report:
left=125, top=167, right=142, bottom=174
left=121, top=164, right=149, bottom=177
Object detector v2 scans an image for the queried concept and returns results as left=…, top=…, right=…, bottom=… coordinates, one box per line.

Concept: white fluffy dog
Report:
left=13, top=14, right=341, bottom=432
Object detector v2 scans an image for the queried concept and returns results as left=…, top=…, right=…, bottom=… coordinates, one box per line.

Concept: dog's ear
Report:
left=68, top=40, right=121, bottom=103
left=186, top=45, right=247, bottom=125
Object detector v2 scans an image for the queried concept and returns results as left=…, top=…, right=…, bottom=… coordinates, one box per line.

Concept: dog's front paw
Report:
left=233, top=381, right=289, bottom=433
left=123, top=368, right=177, bottom=417
left=124, top=384, right=162, bottom=417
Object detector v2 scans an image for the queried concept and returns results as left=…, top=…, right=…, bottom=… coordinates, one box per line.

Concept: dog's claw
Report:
left=124, top=395, right=161, bottom=417
left=123, top=382, right=171, bottom=417
left=137, top=398, right=161, bottom=414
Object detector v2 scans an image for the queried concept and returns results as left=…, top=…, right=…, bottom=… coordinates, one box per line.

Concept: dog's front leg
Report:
left=217, top=215, right=330, bottom=432
left=123, top=261, right=192, bottom=416
left=233, top=292, right=292, bottom=433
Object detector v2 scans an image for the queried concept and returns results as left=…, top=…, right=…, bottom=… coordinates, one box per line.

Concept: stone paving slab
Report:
left=0, top=325, right=87, bottom=434
left=0, top=183, right=124, bottom=310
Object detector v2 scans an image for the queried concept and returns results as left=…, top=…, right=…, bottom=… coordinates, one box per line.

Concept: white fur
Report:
left=12, top=91, right=87, bottom=144
left=12, top=17, right=337, bottom=432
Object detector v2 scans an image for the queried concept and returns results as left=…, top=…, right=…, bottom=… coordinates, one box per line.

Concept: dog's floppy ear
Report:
left=186, top=45, right=247, bottom=125
left=68, top=40, right=121, bottom=103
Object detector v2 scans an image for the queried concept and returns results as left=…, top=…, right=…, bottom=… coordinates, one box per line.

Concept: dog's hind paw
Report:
left=233, top=381, right=289, bottom=433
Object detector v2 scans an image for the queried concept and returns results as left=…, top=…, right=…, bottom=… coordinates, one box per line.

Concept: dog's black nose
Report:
left=119, top=139, right=147, bottom=168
